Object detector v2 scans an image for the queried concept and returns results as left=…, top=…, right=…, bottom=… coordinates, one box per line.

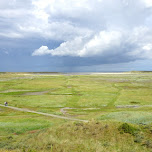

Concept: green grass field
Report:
left=0, top=72, right=152, bottom=152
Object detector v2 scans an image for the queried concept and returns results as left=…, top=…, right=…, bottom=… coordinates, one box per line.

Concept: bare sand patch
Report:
left=116, top=105, right=152, bottom=108
left=0, top=89, right=32, bottom=93
left=22, top=90, right=49, bottom=95
left=60, top=107, right=100, bottom=115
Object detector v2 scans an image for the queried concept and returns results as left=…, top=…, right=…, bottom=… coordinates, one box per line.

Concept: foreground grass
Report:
left=1, top=121, right=151, bottom=152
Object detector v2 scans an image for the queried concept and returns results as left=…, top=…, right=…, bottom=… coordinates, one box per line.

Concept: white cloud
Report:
left=32, top=46, right=51, bottom=56
left=1, top=0, right=152, bottom=40
left=143, top=44, right=152, bottom=51
left=33, top=26, right=152, bottom=60
left=33, top=30, right=121, bottom=57
left=78, top=31, right=122, bottom=57
left=31, top=0, right=152, bottom=60
left=0, top=32, right=22, bottom=38
left=142, top=0, right=152, bottom=7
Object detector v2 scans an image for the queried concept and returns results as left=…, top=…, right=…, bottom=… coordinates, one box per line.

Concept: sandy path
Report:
left=60, top=107, right=100, bottom=115
left=116, top=105, right=152, bottom=108
left=0, top=104, right=88, bottom=122
left=60, top=107, right=77, bottom=115
left=22, top=90, right=50, bottom=95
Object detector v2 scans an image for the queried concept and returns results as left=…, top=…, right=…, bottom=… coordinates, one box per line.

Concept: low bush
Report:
left=118, top=123, right=138, bottom=136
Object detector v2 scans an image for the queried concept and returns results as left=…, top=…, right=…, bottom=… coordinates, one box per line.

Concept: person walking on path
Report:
left=4, top=102, right=8, bottom=106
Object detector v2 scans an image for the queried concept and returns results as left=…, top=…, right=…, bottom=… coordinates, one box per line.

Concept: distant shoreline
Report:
left=0, top=71, right=152, bottom=75
left=0, top=71, right=152, bottom=73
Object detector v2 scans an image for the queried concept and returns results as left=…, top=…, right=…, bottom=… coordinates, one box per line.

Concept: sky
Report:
left=0, top=0, right=152, bottom=72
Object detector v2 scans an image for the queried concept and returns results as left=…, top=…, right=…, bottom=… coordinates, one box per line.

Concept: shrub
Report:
left=118, top=123, right=138, bottom=136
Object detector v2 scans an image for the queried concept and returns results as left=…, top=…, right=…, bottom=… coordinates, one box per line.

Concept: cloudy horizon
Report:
left=0, top=0, right=152, bottom=72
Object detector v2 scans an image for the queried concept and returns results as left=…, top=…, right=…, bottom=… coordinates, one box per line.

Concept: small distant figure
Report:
left=4, top=102, right=8, bottom=106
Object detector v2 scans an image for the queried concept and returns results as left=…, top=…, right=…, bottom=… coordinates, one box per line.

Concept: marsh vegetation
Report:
left=0, top=72, right=152, bottom=151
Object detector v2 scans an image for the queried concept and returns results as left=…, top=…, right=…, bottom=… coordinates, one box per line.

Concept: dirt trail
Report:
left=0, top=89, right=32, bottom=93
left=116, top=105, right=152, bottom=108
left=0, top=104, right=88, bottom=122
left=22, top=90, right=49, bottom=95
left=60, top=107, right=100, bottom=115
left=60, top=107, right=77, bottom=115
